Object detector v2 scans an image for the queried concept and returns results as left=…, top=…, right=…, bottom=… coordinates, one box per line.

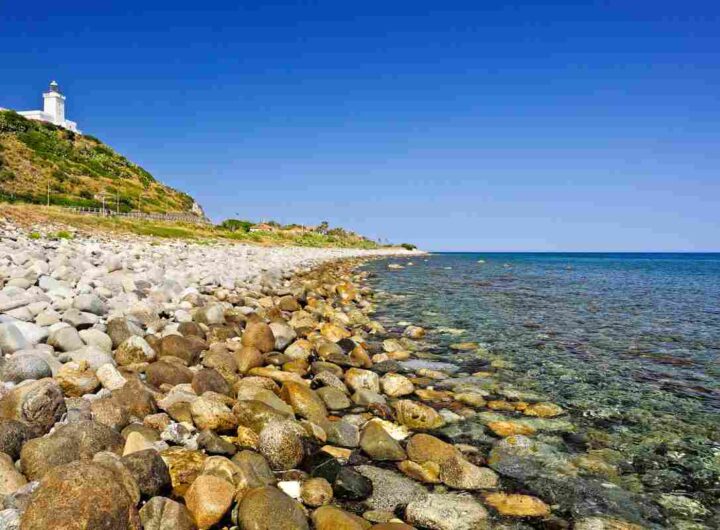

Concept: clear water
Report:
left=363, top=253, right=720, bottom=526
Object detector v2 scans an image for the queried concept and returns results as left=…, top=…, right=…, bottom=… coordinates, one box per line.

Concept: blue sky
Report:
left=2, top=0, right=719, bottom=251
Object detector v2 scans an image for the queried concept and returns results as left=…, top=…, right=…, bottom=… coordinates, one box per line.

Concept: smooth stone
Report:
left=242, top=322, right=276, bottom=353
left=139, top=496, right=196, bottom=530
left=258, top=420, right=305, bottom=470
left=0, top=354, right=52, bottom=383
left=379, top=373, right=414, bottom=397
left=146, top=360, right=193, bottom=388
left=406, top=492, right=488, bottom=530
left=198, top=430, right=237, bottom=456
left=311, top=505, right=369, bottom=530
left=280, top=381, right=328, bottom=423
left=332, top=467, right=373, bottom=501
left=121, top=449, right=172, bottom=498
left=96, top=363, right=128, bottom=390
left=317, top=387, right=351, bottom=410
left=235, top=486, right=309, bottom=529
left=355, top=465, right=426, bottom=511
left=269, top=321, right=297, bottom=351
left=483, top=492, right=551, bottom=517
left=190, top=394, right=237, bottom=432
left=192, top=368, right=230, bottom=396
left=393, top=400, right=444, bottom=430
left=345, top=368, right=380, bottom=393
left=159, top=334, right=200, bottom=365
left=325, top=420, right=360, bottom=448
left=48, top=326, right=85, bottom=352
left=184, top=475, right=234, bottom=530
left=0, top=323, right=29, bottom=354
left=79, top=328, right=113, bottom=353
left=360, top=422, right=406, bottom=461
left=107, top=318, right=143, bottom=349
left=72, top=294, right=106, bottom=316
left=406, top=434, right=459, bottom=466
left=300, top=477, right=333, bottom=507
left=0, top=453, right=27, bottom=496
left=231, top=450, right=276, bottom=488
left=439, top=455, right=499, bottom=490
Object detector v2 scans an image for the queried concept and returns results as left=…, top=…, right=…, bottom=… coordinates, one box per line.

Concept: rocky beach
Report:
left=0, top=222, right=709, bottom=530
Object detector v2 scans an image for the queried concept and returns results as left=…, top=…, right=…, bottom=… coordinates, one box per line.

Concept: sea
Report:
left=363, top=253, right=720, bottom=527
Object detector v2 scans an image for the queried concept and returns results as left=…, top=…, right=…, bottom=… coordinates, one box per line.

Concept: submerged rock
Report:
left=405, top=492, right=488, bottom=530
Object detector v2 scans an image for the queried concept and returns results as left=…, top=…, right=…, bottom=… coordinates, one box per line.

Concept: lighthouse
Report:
left=16, top=80, right=81, bottom=133
left=43, top=81, right=66, bottom=126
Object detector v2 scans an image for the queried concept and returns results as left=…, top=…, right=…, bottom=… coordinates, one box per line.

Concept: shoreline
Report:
left=0, top=223, right=676, bottom=529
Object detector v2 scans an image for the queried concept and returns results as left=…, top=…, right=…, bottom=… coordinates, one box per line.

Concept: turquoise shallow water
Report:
left=363, top=253, right=720, bottom=527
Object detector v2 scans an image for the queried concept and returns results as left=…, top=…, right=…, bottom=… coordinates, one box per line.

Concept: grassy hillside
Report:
left=0, top=110, right=196, bottom=213
left=0, top=204, right=382, bottom=248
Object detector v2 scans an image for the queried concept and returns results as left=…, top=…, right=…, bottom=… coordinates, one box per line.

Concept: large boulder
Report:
left=20, top=461, right=141, bottom=530
left=20, top=420, right=125, bottom=480
left=0, top=378, right=66, bottom=436
left=0, top=354, right=52, bottom=383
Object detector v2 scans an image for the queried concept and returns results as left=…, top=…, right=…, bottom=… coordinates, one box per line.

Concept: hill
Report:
left=0, top=110, right=199, bottom=214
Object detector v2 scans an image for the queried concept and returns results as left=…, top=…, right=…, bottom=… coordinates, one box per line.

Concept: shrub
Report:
left=0, top=168, right=15, bottom=182
left=54, top=230, right=73, bottom=240
left=0, top=110, right=32, bottom=133
left=400, top=243, right=417, bottom=251
left=219, top=219, right=253, bottom=233
left=28, top=232, right=41, bottom=239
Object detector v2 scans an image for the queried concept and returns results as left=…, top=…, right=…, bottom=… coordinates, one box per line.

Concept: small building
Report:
left=249, top=223, right=277, bottom=233
left=17, top=81, right=81, bottom=133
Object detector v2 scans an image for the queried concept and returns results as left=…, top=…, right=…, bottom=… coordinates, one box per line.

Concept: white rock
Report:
left=96, top=363, right=127, bottom=390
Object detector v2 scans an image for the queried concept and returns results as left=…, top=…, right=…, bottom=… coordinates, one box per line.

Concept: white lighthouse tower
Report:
left=43, top=81, right=65, bottom=125
left=17, top=81, right=80, bottom=133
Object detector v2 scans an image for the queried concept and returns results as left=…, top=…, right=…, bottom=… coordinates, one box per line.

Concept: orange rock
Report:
left=483, top=492, right=550, bottom=517
left=486, top=400, right=516, bottom=411
left=486, top=421, right=536, bottom=438
left=523, top=402, right=564, bottom=418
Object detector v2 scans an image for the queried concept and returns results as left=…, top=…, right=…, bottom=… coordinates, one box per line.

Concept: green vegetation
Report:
left=53, top=230, right=73, bottom=239
left=0, top=110, right=197, bottom=214
left=28, top=231, right=41, bottom=239
left=219, top=218, right=253, bottom=233
left=400, top=243, right=417, bottom=251
left=1, top=205, right=395, bottom=248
